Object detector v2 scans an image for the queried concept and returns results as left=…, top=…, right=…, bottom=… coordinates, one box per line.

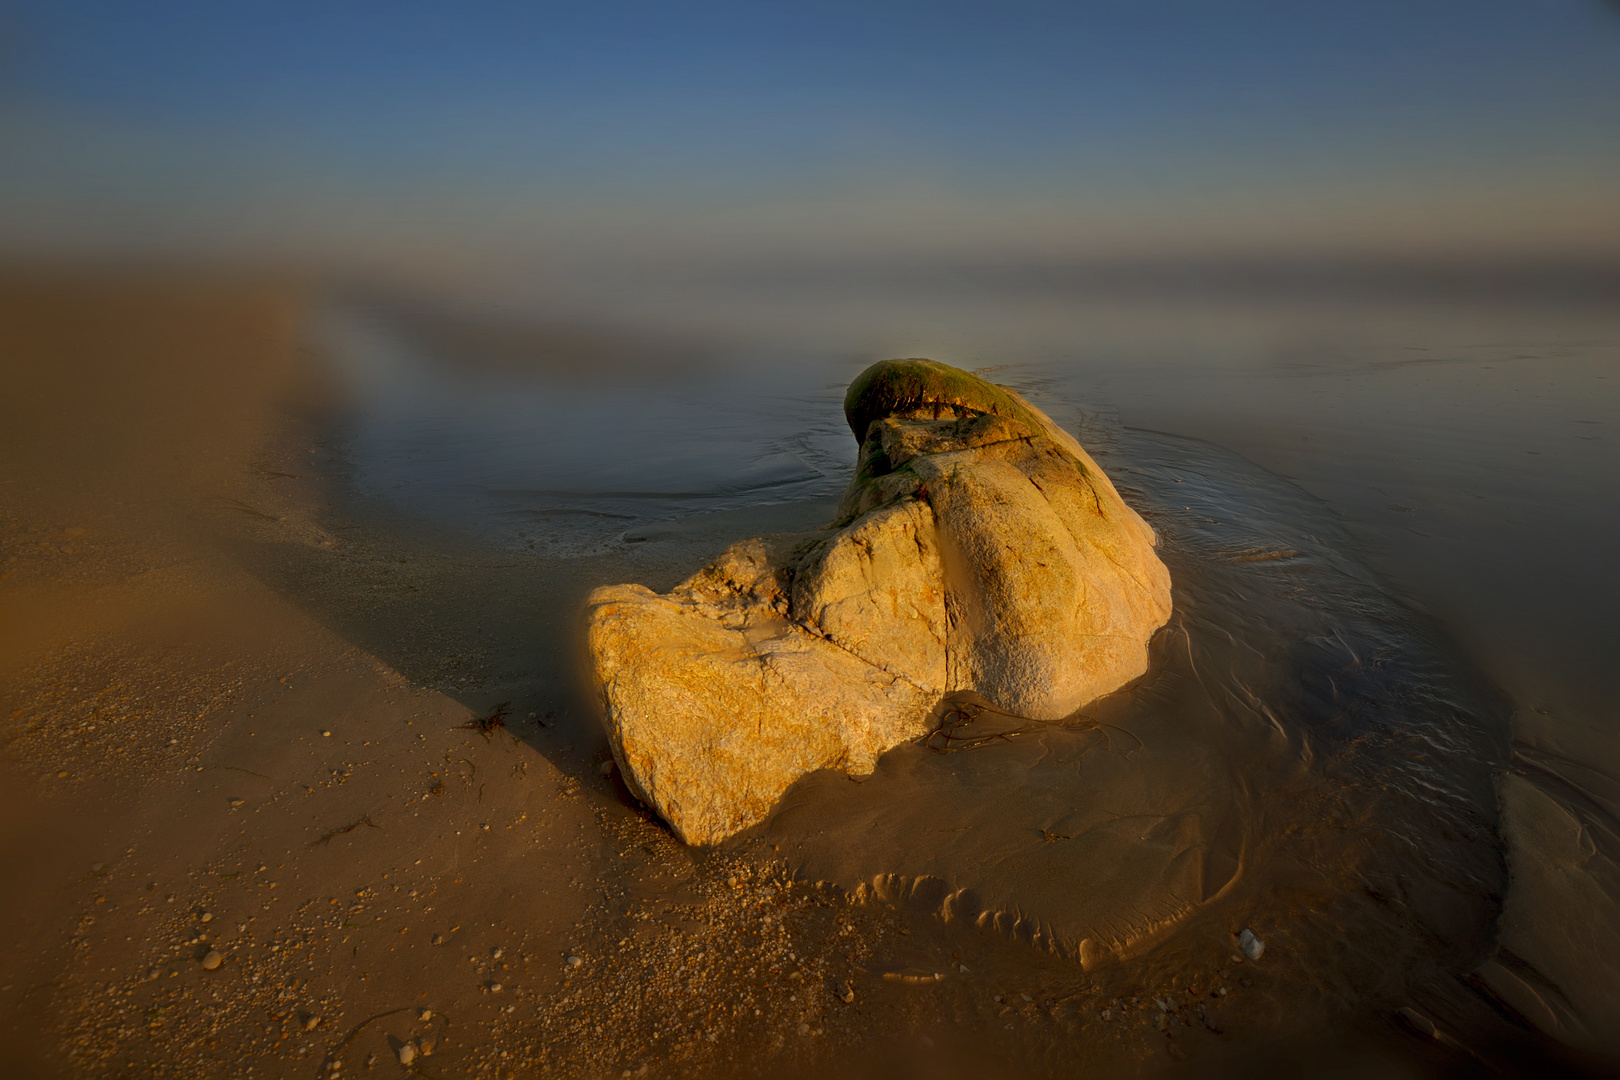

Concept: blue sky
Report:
left=3, top=1, right=1618, bottom=266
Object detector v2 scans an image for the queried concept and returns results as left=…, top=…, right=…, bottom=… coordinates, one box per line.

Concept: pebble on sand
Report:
left=322, top=730, right=332, bottom=737
left=302, top=1014, right=321, bottom=1031
left=199, top=912, right=213, bottom=923
left=229, top=798, right=244, bottom=808
left=395, top=1042, right=416, bottom=1066
left=1238, top=928, right=1266, bottom=961
left=1397, top=1007, right=1438, bottom=1039
left=566, top=954, right=584, bottom=967
left=418, top=1035, right=436, bottom=1056
left=199, top=950, right=224, bottom=970
left=430, top=933, right=446, bottom=945
left=417, top=1007, right=432, bottom=1021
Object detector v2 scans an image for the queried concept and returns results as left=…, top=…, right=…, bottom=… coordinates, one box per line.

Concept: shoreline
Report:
left=1, top=274, right=1605, bottom=1078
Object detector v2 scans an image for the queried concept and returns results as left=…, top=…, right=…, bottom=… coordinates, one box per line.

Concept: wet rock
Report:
left=1239, top=928, right=1265, bottom=960
left=585, top=359, right=1171, bottom=844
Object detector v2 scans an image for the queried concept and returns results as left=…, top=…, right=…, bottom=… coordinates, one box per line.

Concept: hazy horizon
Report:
left=3, top=1, right=1620, bottom=280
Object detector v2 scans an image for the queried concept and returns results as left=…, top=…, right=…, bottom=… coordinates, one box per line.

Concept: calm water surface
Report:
left=318, top=285, right=1620, bottom=1062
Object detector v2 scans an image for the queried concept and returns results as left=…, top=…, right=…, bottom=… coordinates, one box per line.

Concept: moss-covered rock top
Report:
left=843, top=358, right=1040, bottom=443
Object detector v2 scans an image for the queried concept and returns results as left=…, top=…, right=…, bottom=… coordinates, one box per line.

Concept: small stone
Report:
left=364, top=1053, right=377, bottom=1067
left=56, top=771, right=68, bottom=779
left=431, top=933, right=445, bottom=945
left=417, top=1007, right=432, bottom=1021
left=229, top=798, right=244, bottom=808
left=489, top=982, right=503, bottom=993
left=396, top=1042, right=416, bottom=1066
left=200, top=912, right=213, bottom=923
left=322, top=730, right=332, bottom=738
left=1239, top=928, right=1265, bottom=961
left=599, top=760, right=615, bottom=776
left=418, top=1035, right=436, bottom=1056
left=199, top=950, right=224, bottom=970
left=302, top=1014, right=321, bottom=1031
left=1397, top=1007, right=1437, bottom=1039
left=566, top=955, right=584, bottom=968
left=958, top=964, right=970, bottom=974
left=492, top=947, right=503, bottom=959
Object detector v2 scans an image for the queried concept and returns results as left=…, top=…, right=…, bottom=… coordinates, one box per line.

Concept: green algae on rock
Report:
left=842, top=357, right=1043, bottom=442
left=585, top=359, right=1172, bottom=845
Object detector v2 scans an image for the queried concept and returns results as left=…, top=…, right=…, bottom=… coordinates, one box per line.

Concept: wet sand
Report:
left=2, top=274, right=1613, bottom=1078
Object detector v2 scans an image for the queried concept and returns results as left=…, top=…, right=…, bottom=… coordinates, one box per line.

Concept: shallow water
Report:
left=748, top=427, right=1507, bottom=985
left=317, top=286, right=1620, bottom=1063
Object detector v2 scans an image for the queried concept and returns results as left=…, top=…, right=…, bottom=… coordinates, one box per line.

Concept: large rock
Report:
left=584, top=359, right=1172, bottom=844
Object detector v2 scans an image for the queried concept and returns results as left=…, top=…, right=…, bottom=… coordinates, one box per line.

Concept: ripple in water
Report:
left=737, top=423, right=1509, bottom=1019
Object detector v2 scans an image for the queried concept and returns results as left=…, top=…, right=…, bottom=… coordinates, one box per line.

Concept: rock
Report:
left=396, top=1041, right=416, bottom=1066
left=566, top=954, right=584, bottom=968
left=418, top=1035, right=436, bottom=1056
left=584, top=358, right=1172, bottom=845
left=1396, top=1006, right=1437, bottom=1038
left=199, top=950, right=224, bottom=970
left=1239, top=928, right=1265, bottom=960
left=417, top=1007, right=432, bottom=1020
left=199, top=912, right=213, bottom=923
left=302, top=1014, right=321, bottom=1031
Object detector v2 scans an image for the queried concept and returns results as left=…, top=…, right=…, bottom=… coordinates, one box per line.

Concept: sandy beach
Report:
left=3, top=273, right=1616, bottom=1080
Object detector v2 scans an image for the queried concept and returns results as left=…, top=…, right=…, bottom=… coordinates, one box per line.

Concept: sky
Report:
left=2, top=1, right=1619, bottom=271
